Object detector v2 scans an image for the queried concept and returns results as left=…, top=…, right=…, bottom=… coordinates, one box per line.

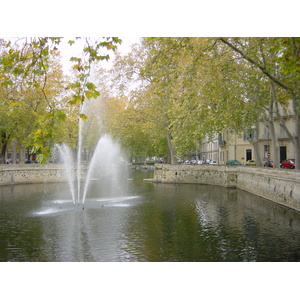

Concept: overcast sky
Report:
left=59, top=37, right=141, bottom=74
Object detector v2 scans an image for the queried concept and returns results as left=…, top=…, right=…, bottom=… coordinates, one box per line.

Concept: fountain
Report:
left=56, top=144, right=77, bottom=205
left=56, top=134, right=129, bottom=208
left=54, top=99, right=130, bottom=209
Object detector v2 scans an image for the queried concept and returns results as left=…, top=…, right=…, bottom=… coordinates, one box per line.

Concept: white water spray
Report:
left=56, top=144, right=76, bottom=205
left=77, top=113, right=83, bottom=205
left=56, top=134, right=127, bottom=206
left=81, top=135, right=123, bottom=204
left=55, top=97, right=128, bottom=206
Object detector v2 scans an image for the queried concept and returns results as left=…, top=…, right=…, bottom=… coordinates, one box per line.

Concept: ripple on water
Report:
left=32, top=195, right=141, bottom=216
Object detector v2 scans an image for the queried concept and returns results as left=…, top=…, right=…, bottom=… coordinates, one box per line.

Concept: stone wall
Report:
left=2, top=163, right=300, bottom=212
left=0, top=165, right=69, bottom=185
left=153, top=164, right=300, bottom=212
left=237, top=167, right=300, bottom=211
left=153, top=164, right=238, bottom=187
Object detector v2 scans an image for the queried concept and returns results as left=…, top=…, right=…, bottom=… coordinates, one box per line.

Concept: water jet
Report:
left=54, top=99, right=129, bottom=208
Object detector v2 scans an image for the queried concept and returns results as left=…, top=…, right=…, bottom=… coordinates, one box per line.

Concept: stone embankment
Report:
left=152, top=164, right=300, bottom=212
left=2, top=163, right=300, bottom=212
left=0, top=164, right=85, bottom=185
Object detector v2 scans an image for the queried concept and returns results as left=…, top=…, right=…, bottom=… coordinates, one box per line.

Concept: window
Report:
left=264, top=145, right=270, bottom=158
left=279, top=125, right=288, bottom=138
left=243, top=129, right=255, bottom=141
left=264, top=126, right=270, bottom=139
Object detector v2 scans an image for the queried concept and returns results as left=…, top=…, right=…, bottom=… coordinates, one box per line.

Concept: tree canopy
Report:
left=1, top=37, right=300, bottom=167
left=104, top=37, right=300, bottom=166
left=0, top=37, right=121, bottom=163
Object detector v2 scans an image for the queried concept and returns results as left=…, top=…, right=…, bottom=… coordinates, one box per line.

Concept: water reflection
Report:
left=1, top=170, right=300, bottom=261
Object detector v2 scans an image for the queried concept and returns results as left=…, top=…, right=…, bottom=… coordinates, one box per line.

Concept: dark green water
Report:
left=1, top=169, right=300, bottom=262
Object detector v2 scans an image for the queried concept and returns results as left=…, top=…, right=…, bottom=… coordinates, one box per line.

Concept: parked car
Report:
left=246, top=160, right=256, bottom=166
left=226, top=160, right=242, bottom=165
left=281, top=159, right=295, bottom=169
left=209, top=160, right=218, bottom=165
left=25, top=160, right=39, bottom=164
left=264, top=160, right=274, bottom=168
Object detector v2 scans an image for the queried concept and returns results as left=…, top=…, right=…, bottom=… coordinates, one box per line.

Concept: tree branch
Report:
left=219, top=38, right=295, bottom=96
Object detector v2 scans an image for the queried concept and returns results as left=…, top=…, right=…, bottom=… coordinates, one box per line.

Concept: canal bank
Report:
left=1, top=163, right=300, bottom=212
left=0, top=164, right=87, bottom=185
left=152, top=164, right=300, bottom=212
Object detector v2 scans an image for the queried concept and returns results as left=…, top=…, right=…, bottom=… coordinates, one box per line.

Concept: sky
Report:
left=1, top=1, right=296, bottom=37
left=59, top=37, right=141, bottom=74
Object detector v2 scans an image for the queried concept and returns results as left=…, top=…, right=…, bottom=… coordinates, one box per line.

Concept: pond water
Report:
left=1, top=169, right=300, bottom=262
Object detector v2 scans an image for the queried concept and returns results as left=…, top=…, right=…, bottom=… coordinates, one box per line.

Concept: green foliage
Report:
left=106, top=37, right=300, bottom=163
left=0, top=37, right=121, bottom=163
left=2, top=37, right=300, bottom=165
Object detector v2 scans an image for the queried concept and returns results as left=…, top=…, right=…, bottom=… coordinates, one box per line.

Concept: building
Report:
left=218, top=130, right=255, bottom=165
left=200, top=133, right=219, bottom=163
left=201, top=101, right=296, bottom=165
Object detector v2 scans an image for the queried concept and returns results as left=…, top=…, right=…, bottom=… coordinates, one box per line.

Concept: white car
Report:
left=209, top=160, right=218, bottom=165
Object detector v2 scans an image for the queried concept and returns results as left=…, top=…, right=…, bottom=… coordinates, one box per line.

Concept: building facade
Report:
left=201, top=101, right=296, bottom=165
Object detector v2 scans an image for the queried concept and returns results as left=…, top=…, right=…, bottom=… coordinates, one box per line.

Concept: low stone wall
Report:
left=238, top=167, right=300, bottom=211
left=152, top=164, right=300, bottom=212
left=2, top=163, right=300, bottom=212
left=0, top=165, right=69, bottom=185
left=153, top=164, right=238, bottom=187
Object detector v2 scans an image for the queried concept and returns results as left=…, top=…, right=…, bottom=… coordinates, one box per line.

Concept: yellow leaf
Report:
left=36, top=129, right=43, bottom=136
left=31, top=110, right=39, bottom=117
left=79, top=113, right=89, bottom=121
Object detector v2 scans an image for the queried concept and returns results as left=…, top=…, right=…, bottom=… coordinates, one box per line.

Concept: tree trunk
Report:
left=269, top=82, right=280, bottom=168
left=165, top=130, right=177, bottom=164
left=0, top=132, right=10, bottom=164
left=293, top=105, right=300, bottom=169
left=252, top=120, right=262, bottom=166
left=19, top=146, right=26, bottom=164
left=290, top=97, right=300, bottom=169
left=269, top=121, right=280, bottom=168
left=1, top=144, right=7, bottom=164
left=12, top=139, right=17, bottom=164
left=274, top=96, right=300, bottom=170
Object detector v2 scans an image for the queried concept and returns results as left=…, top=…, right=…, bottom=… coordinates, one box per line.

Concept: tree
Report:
left=219, top=37, right=300, bottom=168
left=0, top=42, right=71, bottom=163
left=0, top=37, right=121, bottom=163
left=109, top=37, right=260, bottom=161
left=92, top=37, right=300, bottom=167
left=109, top=41, right=171, bottom=160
